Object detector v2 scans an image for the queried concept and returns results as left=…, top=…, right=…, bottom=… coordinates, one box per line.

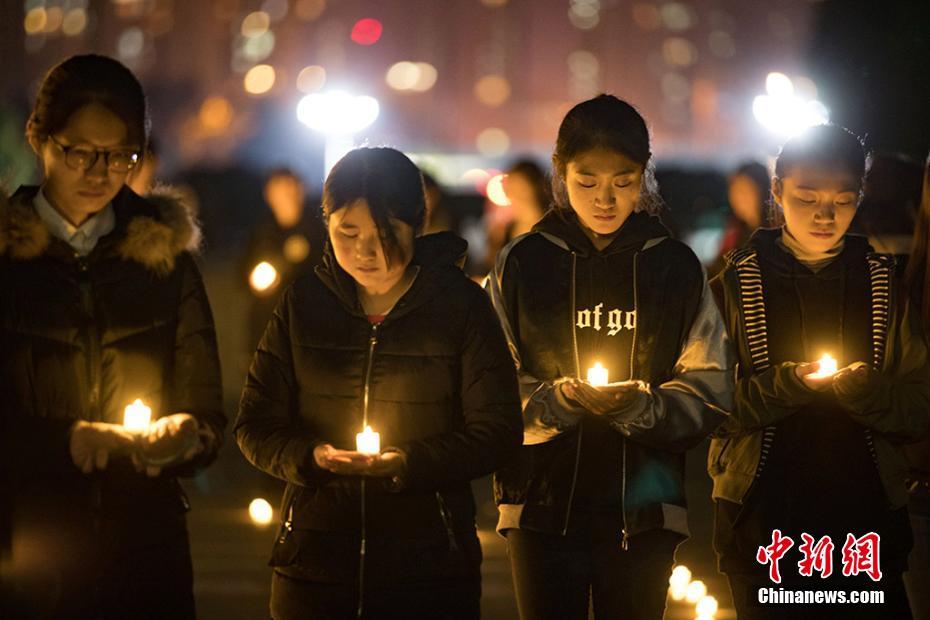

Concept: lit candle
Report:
left=249, top=261, right=279, bottom=293
left=123, top=399, right=152, bottom=433
left=586, top=362, right=609, bottom=387
left=356, top=425, right=380, bottom=455
left=807, top=353, right=838, bottom=379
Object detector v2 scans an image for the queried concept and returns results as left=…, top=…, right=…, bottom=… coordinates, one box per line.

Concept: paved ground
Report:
left=184, top=442, right=735, bottom=619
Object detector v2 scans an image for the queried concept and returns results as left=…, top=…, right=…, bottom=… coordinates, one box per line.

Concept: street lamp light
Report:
left=752, top=72, right=829, bottom=138
left=296, top=90, right=380, bottom=174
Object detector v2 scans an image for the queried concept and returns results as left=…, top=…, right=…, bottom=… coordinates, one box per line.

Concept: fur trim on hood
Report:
left=0, top=184, right=201, bottom=277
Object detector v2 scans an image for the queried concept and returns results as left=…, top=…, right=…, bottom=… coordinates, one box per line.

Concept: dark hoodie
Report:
left=488, top=209, right=734, bottom=540
left=235, top=231, right=522, bottom=585
left=710, top=228, right=918, bottom=575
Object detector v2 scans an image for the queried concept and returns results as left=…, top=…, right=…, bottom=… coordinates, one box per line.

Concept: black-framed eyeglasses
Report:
left=48, top=135, right=140, bottom=173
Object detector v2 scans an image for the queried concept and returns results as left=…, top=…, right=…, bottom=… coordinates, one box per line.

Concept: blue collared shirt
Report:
left=33, top=188, right=115, bottom=256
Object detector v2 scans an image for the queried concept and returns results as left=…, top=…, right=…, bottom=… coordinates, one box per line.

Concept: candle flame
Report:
left=123, top=398, right=152, bottom=433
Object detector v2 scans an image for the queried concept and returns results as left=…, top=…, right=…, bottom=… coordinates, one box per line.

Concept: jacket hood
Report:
left=745, top=227, right=873, bottom=276
left=532, top=208, right=670, bottom=257
left=317, top=231, right=469, bottom=316
left=1, top=184, right=201, bottom=276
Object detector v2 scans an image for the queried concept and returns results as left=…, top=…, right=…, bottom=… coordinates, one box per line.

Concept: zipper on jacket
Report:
left=435, top=492, right=459, bottom=551
left=357, top=323, right=379, bottom=619
left=620, top=252, right=640, bottom=551
left=277, top=498, right=295, bottom=544
left=562, top=251, right=583, bottom=536
left=77, top=257, right=102, bottom=423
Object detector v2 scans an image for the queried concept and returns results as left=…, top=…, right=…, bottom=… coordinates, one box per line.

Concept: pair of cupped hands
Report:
left=312, top=444, right=406, bottom=477
left=794, top=359, right=874, bottom=395
left=69, top=413, right=206, bottom=477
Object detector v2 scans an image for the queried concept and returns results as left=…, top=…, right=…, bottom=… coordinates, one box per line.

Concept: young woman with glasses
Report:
left=0, top=54, right=225, bottom=619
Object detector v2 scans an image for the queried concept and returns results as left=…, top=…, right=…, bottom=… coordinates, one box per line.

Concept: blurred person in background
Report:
left=421, top=171, right=460, bottom=235
left=235, top=147, right=522, bottom=619
left=241, top=167, right=327, bottom=351
left=489, top=94, right=733, bottom=620
left=855, top=151, right=922, bottom=257
left=482, top=159, right=550, bottom=275
left=0, top=54, right=225, bottom=619
left=709, top=161, right=770, bottom=277
left=903, top=152, right=930, bottom=619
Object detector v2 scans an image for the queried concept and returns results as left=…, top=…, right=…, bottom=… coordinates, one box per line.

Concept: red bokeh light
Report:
left=351, top=18, right=382, bottom=46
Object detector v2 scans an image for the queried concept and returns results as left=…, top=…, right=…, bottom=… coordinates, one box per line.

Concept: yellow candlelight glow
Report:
left=668, top=564, right=692, bottom=601
left=123, top=399, right=152, bottom=433
left=249, top=261, right=279, bottom=293
left=808, top=353, right=838, bottom=378
left=586, top=362, right=608, bottom=387
left=355, top=425, right=380, bottom=455
left=248, top=498, right=274, bottom=526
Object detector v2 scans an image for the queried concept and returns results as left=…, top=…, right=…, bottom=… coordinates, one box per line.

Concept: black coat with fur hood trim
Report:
left=0, top=185, right=225, bottom=604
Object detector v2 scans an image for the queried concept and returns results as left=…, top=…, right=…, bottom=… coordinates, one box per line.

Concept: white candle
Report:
left=586, top=362, right=609, bottom=387
left=123, top=399, right=152, bottom=433
left=808, top=353, right=838, bottom=379
left=356, top=425, right=380, bottom=455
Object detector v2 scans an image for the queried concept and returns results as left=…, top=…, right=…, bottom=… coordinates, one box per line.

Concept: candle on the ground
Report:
left=586, top=362, right=609, bottom=387
left=356, top=425, right=381, bottom=455
left=123, top=399, right=152, bottom=433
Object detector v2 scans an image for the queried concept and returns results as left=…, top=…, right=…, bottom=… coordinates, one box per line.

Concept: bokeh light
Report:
left=480, top=0, right=508, bottom=6
left=685, top=580, right=707, bottom=604
left=261, top=0, right=289, bottom=22
left=295, top=0, right=326, bottom=21
left=296, top=91, right=380, bottom=134
left=244, top=64, right=276, bottom=95
left=241, top=31, right=275, bottom=62
left=241, top=11, right=270, bottom=37
left=462, top=168, right=492, bottom=193
left=62, top=8, right=88, bottom=36
left=386, top=61, right=438, bottom=92
left=248, top=498, right=274, bottom=525
left=696, top=595, right=719, bottom=618
left=117, top=27, right=145, bottom=60
left=631, top=3, right=661, bottom=30
left=663, top=37, right=698, bottom=67
left=249, top=262, right=279, bottom=293
left=24, top=8, right=47, bottom=34
left=44, top=6, right=63, bottom=32
left=351, top=18, right=382, bottom=45
left=568, top=0, right=600, bottom=30
left=476, top=128, right=510, bottom=158
left=486, top=174, right=511, bottom=207
left=199, top=96, right=234, bottom=133
left=708, top=31, right=736, bottom=59
left=660, top=2, right=694, bottom=31
left=297, top=65, right=327, bottom=93
left=668, top=565, right=692, bottom=601
left=386, top=62, right=420, bottom=90
left=474, top=75, right=510, bottom=107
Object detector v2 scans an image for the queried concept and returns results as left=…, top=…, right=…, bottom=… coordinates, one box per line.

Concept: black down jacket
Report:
left=235, top=232, right=522, bottom=586
left=0, top=185, right=225, bottom=616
